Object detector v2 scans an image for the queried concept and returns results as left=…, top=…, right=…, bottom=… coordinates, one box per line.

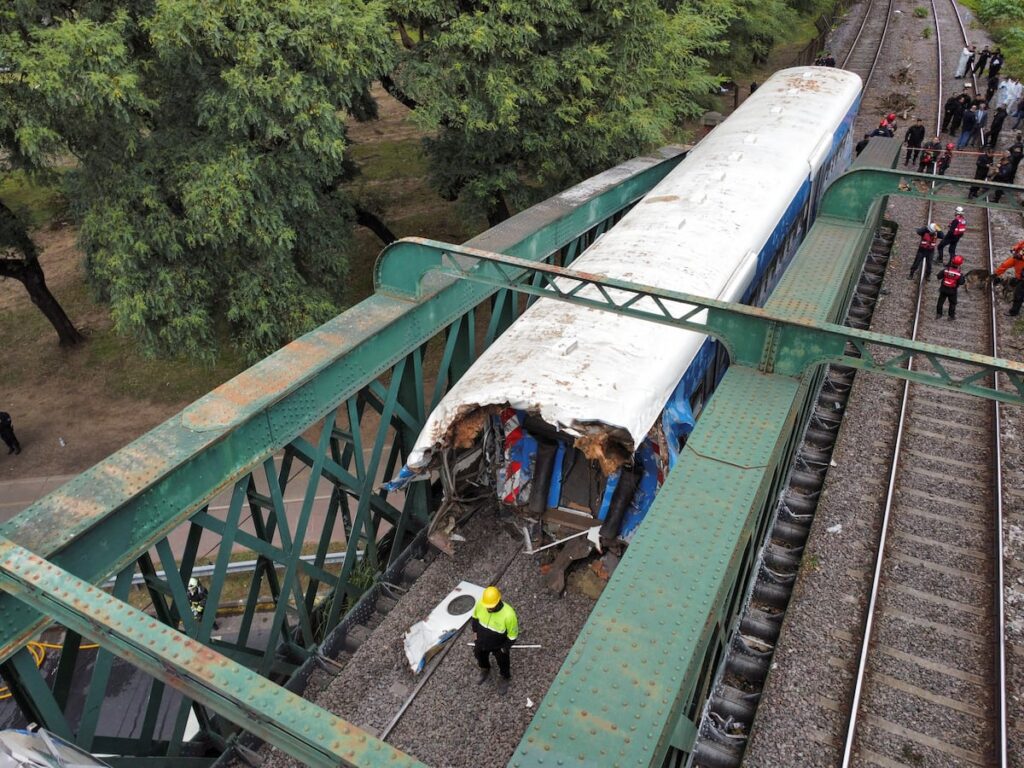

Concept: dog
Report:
left=962, top=268, right=1019, bottom=300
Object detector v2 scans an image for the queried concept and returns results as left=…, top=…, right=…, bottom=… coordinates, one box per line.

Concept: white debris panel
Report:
left=403, top=581, right=485, bottom=673
left=407, top=67, right=863, bottom=471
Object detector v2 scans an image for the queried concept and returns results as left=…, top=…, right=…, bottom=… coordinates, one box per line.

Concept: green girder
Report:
left=376, top=236, right=1024, bottom=403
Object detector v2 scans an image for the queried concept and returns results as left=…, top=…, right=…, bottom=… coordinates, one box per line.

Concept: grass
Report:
left=922, top=27, right=933, bottom=39
left=0, top=170, right=66, bottom=227
left=913, top=6, right=929, bottom=18
left=349, top=138, right=429, bottom=181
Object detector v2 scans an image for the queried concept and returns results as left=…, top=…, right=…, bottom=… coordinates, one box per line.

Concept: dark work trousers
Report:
left=1011, top=281, right=1024, bottom=316
left=474, top=643, right=511, bottom=678
left=0, top=428, right=19, bottom=454
left=910, top=247, right=935, bottom=279
left=937, top=233, right=962, bottom=262
left=937, top=288, right=959, bottom=318
left=905, top=143, right=922, bottom=165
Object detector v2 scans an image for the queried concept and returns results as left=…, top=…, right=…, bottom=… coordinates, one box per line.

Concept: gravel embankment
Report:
left=253, top=506, right=597, bottom=768
left=745, top=0, right=1024, bottom=765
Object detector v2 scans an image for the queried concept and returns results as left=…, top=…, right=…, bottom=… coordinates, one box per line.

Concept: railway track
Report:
left=840, top=1, right=1008, bottom=765
left=840, top=0, right=894, bottom=85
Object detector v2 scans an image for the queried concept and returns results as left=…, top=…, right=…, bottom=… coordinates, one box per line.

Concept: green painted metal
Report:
left=513, top=146, right=901, bottom=767
left=0, top=147, right=688, bottom=765
left=375, top=236, right=1024, bottom=403
left=820, top=166, right=1024, bottom=221
left=0, top=535, right=426, bottom=768
left=511, top=369, right=808, bottom=767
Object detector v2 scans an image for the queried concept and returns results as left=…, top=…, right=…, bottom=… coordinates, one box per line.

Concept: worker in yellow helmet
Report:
left=471, top=585, right=519, bottom=695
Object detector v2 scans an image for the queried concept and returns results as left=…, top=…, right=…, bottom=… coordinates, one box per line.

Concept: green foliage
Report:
left=386, top=0, right=724, bottom=222
left=922, top=26, right=932, bottom=38
left=2, top=0, right=393, bottom=362
left=0, top=171, right=66, bottom=228
left=974, top=0, right=1024, bottom=77
left=913, top=6, right=929, bottom=18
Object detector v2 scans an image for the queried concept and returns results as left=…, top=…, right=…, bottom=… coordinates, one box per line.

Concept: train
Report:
left=387, top=67, right=863, bottom=552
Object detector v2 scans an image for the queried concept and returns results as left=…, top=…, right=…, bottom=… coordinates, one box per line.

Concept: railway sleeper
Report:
left=789, top=468, right=826, bottom=491
left=710, top=686, right=760, bottom=724
left=740, top=609, right=784, bottom=643
left=764, top=543, right=802, bottom=572
left=726, top=652, right=770, bottom=686
left=771, top=519, right=811, bottom=546
left=691, top=737, right=743, bottom=768
left=752, top=579, right=793, bottom=609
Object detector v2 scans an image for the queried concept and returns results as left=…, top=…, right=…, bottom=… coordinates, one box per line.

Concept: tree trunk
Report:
left=354, top=206, right=398, bottom=245
left=0, top=199, right=86, bottom=347
left=486, top=193, right=512, bottom=228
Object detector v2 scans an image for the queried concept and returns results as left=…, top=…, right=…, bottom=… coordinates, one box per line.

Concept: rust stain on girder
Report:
left=182, top=303, right=398, bottom=433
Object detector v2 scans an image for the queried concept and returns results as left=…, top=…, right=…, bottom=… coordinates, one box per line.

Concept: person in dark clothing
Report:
left=1006, top=138, right=1024, bottom=175
left=936, top=256, right=966, bottom=320
left=987, top=106, right=1008, bottom=148
left=823, top=52, right=836, bottom=67
left=918, top=137, right=942, bottom=173
left=957, top=106, right=978, bottom=149
left=938, top=207, right=967, bottom=263
left=0, top=413, right=20, bottom=455
left=855, top=133, right=871, bottom=156
left=871, top=120, right=894, bottom=138
left=960, top=45, right=977, bottom=78
left=910, top=222, right=941, bottom=280
left=948, top=90, right=973, bottom=135
left=967, top=147, right=995, bottom=197
left=471, top=586, right=519, bottom=695
left=904, top=118, right=926, bottom=165
left=989, top=49, right=1004, bottom=78
left=936, top=142, right=955, bottom=175
left=942, top=94, right=962, bottom=133
left=990, top=156, right=1016, bottom=202
left=972, top=45, right=991, bottom=76
left=985, top=74, right=1000, bottom=105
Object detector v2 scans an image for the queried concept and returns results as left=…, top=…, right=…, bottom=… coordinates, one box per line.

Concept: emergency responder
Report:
left=910, top=222, right=941, bottom=281
left=936, top=255, right=966, bottom=320
left=918, top=137, right=942, bottom=173
left=186, top=577, right=218, bottom=629
left=938, top=206, right=967, bottom=264
left=989, top=155, right=1016, bottom=202
left=0, top=412, right=20, bottom=455
left=471, top=586, right=518, bottom=695
left=994, top=241, right=1024, bottom=316
left=936, top=142, right=955, bottom=176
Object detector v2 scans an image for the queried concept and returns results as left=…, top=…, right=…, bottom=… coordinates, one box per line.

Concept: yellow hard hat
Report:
left=482, top=586, right=501, bottom=609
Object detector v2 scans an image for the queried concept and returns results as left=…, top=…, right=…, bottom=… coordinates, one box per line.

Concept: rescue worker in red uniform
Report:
left=993, top=241, right=1024, bottom=316
left=938, top=207, right=967, bottom=264
left=936, top=255, right=966, bottom=320
left=935, top=142, right=955, bottom=176
left=471, top=586, right=519, bottom=695
left=910, top=222, right=941, bottom=281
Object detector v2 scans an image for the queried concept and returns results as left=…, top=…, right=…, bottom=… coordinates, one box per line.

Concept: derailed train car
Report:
left=387, top=67, right=862, bottom=570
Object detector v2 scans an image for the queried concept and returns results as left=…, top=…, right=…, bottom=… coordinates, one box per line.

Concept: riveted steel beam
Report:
left=374, top=237, right=1024, bottom=404
left=820, top=166, right=1024, bottom=222
left=0, top=536, right=424, bottom=768
left=0, top=147, right=688, bottom=666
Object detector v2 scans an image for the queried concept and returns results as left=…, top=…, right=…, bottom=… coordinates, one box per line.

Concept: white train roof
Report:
left=408, top=67, right=863, bottom=470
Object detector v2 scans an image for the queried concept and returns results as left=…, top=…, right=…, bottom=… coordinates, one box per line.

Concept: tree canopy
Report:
left=385, top=0, right=726, bottom=223
left=4, top=0, right=832, bottom=361
left=3, top=0, right=391, bottom=361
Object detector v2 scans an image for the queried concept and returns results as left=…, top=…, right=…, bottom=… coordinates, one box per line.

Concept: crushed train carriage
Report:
left=386, top=67, right=863, bottom=570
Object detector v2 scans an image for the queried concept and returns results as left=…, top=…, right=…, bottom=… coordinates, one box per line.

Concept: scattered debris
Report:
left=526, top=697, right=535, bottom=709
left=826, top=523, right=843, bottom=534
left=403, top=581, right=484, bottom=673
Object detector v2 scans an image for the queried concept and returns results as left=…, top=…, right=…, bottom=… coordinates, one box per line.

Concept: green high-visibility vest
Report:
left=473, top=600, right=519, bottom=641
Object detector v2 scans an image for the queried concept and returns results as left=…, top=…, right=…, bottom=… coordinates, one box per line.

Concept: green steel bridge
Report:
left=0, top=137, right=1021, bottom=767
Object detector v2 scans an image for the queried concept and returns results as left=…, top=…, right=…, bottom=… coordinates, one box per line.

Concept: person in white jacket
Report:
left=955, top=44, right=976, bottom=78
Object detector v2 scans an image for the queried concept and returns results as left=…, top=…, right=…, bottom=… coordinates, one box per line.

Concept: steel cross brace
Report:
left=376, top=238, right=1024, bottom=405
left=820, top=166, right=1024, bottom=221
left=0, top=537, right=425, bottom=768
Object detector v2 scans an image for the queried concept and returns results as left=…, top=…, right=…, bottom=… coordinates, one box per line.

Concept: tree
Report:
left=0, top=197, right=86, bottom=346
left=384, top=0, right=725, bottom=225
left=2, top=1, right=393, bottom=362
